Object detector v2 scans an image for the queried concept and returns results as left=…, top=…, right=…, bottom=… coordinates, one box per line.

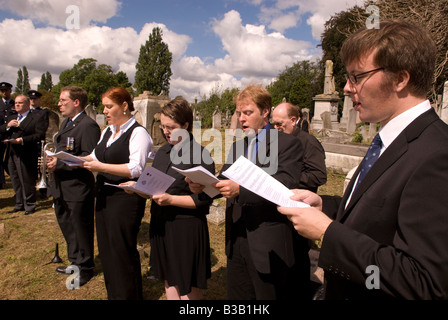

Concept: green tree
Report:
left=135, top=27, right=173, bottom=96
left=52, top=58, right=132, bottom=111
left=267, top=60, right=322, bottom=115
left=194, top=85, right=238, bottom=128
left=38, top=72, right=53, bottom=92
left=15, top=66, right=31, bottom=94
left=320, top=0, right=448, bottom=109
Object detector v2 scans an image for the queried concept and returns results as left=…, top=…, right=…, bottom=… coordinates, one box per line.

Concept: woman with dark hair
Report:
left=81, top=87, right=153, bottom=299
left=141, top=96, right=214, bottom=300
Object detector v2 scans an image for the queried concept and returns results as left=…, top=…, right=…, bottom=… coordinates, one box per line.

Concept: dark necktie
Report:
left=65, top=118, right=72, bottom=128
left=18, top=114, right=23, bottom=120
left=354, top=134, right=382, bottom=190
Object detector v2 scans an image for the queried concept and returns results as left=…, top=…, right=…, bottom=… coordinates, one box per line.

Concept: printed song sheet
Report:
left=105, top=165, right=175, bottom=197
left=172, top=165, right=220, bottom=197
left=45, top=150, right=85, bottom=166
left=222, top=156, right=309, bottom=208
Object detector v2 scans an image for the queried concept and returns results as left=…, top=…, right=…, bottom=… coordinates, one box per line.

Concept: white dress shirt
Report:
left=346, top=100, right=432, bottom=207
left=91, top=116, right=153, bottom=178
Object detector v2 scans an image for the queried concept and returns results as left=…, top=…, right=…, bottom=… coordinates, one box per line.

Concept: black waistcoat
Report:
left=95, top=122, right=141, bottom=186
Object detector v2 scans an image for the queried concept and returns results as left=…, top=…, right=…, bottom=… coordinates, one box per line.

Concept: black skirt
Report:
left=149, top=210, right=211, bottom=296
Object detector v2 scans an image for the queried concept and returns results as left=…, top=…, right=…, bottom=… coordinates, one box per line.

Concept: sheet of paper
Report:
left=172, top=165, right=220, bottom=197
left=105, top=165, right=175, bottom=196
left=46, top=150, right=85, bottom=166
left=222, top=156, right=309, bottom=208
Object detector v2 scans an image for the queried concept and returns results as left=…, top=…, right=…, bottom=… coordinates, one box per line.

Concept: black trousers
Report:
left=54, top=196, right=95, bottom=270
left=227, top=221, right=310, bottom=300
left=95, top=188, right=146, bottom=300
left=8, top=152, right=36, bottom=211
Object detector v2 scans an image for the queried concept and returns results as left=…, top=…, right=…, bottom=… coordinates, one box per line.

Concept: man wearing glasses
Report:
left=278, top=21, right=448, bottom=299
left=46, top=86, right=101, bottom=287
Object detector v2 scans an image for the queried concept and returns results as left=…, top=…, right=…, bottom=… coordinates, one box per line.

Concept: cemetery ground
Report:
left=0, top=169, right=345, bottom=300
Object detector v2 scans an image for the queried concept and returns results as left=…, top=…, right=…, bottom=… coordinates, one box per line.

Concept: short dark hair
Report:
left=340, top=20, right=437, bottom=98
left=161, top=97, right=193, bottom=132
left=61, top=86, right=89, bottom=109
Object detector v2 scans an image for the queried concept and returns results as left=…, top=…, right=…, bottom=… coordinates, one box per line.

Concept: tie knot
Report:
left=371, top=134, right=382, bottom=147
left=18, top=114, right=23, bottom=120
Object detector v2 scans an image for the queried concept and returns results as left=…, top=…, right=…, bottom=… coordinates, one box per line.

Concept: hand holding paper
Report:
left=105, top=165, right=175, bottom=197
left=172, top=165, right=220, bottom=197
left=222, top=156, right=309, bottom=208
left=46, top=150, right=85, bottom=166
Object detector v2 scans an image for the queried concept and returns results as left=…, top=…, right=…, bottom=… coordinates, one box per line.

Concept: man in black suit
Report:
left=0, top=82, right=15, bottom=188
left=189, top=84, right=310, bottom=300
left=0, top=95, right=46, bottom=214
left=47, top=86, right=101, bottom=288
left=28, top=90, right=50, bottom=198
left=272, top=102, right=327, bottom=192
left=279, top=21, right=448, bottom=300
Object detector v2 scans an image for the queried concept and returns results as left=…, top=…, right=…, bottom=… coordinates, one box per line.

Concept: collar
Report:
left=379, top=100, right=431, bottom=151
left=109, top=116, right=136, bottom=135
left=19, top=110, right=30, bottom=119
left=71, top=111, right=85, bottom=122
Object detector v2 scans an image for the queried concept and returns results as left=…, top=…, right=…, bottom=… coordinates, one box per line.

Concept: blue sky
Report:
left=0, top=0, right=364, bottom=101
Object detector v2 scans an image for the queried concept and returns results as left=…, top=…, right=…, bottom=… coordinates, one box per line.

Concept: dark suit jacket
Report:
left=0, top=99, right=15, bottom=159
left=219, top=128, right=309, bottom=274
left=0, top=111, right=47, bottom=178
left=49, top=112, right=101, bottom=201
left=319, top=108, right=448, bottom=300
left=291, top=128, right=327, bottom=192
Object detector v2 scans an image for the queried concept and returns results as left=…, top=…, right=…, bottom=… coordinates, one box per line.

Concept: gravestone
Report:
left=311, top=60, right=341, bottom=131
left=96, top=114, right=105, bottom=127
left=347, top=108, right=357, bottom=134
left=45, top=109, right=60, bottom=144
left=150, top=112, right=166, bottom=146
left=230, top=111, right=241, bottom=130
left=85, top=105, right=97, bottom=121
left=133, top=91, right=170, bottom=137
left=212, top=106, right=222, bottom=130
left=339, top=94, right=352, bottom=131
left=321, top=111, right=332, bottom=130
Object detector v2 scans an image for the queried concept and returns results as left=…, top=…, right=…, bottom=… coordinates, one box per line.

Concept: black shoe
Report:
left=66, top=269, right=94, bottom=289
left=7, top=208, right=23, bottom=213
left=78, top=270, right=94, bottom=287
left=56, top=265, right=72, bottom=274
left=24, top=209, right=35, bottom=215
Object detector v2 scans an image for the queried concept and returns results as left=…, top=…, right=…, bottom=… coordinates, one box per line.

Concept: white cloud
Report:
left=0, top=0, right=121, bottom=27
left=212, top=10, right=315, bottom=78
left=256, top=0, right=365, bottom=39
left=0, top=0, right=363, bottom=103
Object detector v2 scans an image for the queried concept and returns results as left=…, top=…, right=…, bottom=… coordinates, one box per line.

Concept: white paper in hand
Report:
left=45, top=150, right=85, bottom=166
left=105, top=165, right=175, bottom=197
left=171, top=165, right=220, bottom=197
left=222, top=156, right=309, bottom=208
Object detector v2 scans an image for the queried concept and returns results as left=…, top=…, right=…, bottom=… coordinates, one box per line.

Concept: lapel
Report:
left=340, top=108, right=440, bottom=221
left=56, top=112, right=85, bottom=140
left=18, top=112, right=34, bottom=131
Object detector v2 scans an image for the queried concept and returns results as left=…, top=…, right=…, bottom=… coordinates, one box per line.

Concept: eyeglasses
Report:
left=159, top=124, right=179, bottom=132
left=345, top=67, right=384, bottom=85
